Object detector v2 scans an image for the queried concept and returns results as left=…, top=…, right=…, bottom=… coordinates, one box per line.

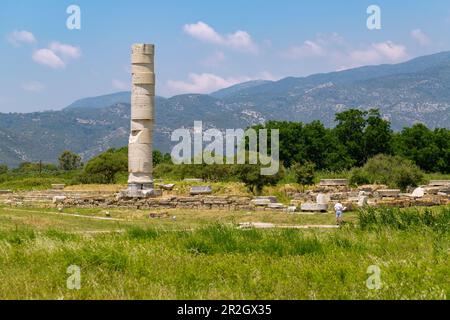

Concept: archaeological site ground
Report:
left=1, top=1, right=450, bottom=306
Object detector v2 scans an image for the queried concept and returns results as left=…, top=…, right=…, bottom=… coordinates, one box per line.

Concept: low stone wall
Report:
left=63, top=195, right=255, bottom=211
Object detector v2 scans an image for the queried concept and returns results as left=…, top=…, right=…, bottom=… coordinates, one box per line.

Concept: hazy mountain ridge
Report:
left=1, top=51, right=450, bottom=166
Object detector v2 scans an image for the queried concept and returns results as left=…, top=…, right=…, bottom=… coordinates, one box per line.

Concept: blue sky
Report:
left=1, top=0, right=450, bottom=113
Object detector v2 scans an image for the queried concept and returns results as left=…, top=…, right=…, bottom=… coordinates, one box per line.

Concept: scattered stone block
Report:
left=267, top=203, right=286, bottom=209
left=286, top=206, right=297, bottom=213
left=316, top=193, right=331, bottom=205
left=255, top=196, right=277, bottom=203
left=190, top=186, right=213, bottom=196
left=300, top=203, right=328, bottom=212
left=320, top=179, right=348, bottom=186
left=358, top=184, right=387, bottom=193
left=358, top=196, right=369, bottom=207
left=410, top=187, right=425, bottom=198
left=377, top=189, right=401, bottom=197
left=239, top=222, right=275, bottom=229
left=52, top=196, right=67, bottom=204
left=424, top=187, right=440, bottom=195
left=51, top=184, right=65, bottom=191
left=184, top=178, right=204, bottom=183
left=158, top=184, right=175, bottom=191
left=251, top=199, right=271, bottom=206
left=428, top=180, right=450, bottom=187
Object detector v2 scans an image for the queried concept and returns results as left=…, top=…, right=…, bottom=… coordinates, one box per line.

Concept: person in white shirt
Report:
left=334, top=202, right=347, bottom=225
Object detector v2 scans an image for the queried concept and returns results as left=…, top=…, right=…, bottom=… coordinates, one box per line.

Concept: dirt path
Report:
left=239, top=222, right=339, bottom=229
left=1, top=207, right=126, bottom=222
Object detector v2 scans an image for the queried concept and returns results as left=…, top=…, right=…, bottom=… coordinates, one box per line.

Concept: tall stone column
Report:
left=127, top=43, right=155, bottom=196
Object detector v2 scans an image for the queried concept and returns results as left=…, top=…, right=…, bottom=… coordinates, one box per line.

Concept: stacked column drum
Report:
left=128, top=44, right=155, bottom=192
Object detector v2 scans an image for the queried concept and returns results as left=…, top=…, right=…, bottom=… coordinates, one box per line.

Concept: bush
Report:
left=350, top=154, right=424, bottom=190
left=291, top=161, right=315, bottom=186
left=234, top=159, right=285, bottom=195
left=0, top=164, right=7, bottom=175
left=13, top=162, right=58, bottom=174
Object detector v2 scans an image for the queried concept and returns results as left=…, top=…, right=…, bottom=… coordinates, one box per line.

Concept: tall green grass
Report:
left=0, top=207, right=449, bottom=299
left=358, top=206, right=450, bottom=232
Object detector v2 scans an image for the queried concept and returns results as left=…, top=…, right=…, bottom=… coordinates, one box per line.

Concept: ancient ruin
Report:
left=122, top=44, right=157, bottom=198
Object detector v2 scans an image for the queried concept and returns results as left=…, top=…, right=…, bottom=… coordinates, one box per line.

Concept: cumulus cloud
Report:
left=22, top=81, right=45, bottom=93
left=283, top=33, right=344, bottom=59
left=50, top=42, right=81, bottom=59
left=32, top=42, right=81, bottom=69
left=112, top=79, right=130, bottom=91
left=32, top=49, right=66, bottom=69
left=183, top=21, right=258, bottom=53
left=166, top=72, right=276, bottom=95
left=411, top=29, right=430, bottom=46
left=283, top=40, right=326, bottom=59
left=283, top=34, right=408, bottom=70
left=7, top=30, right=36, bottom=46
left=349, top=41, right=408, bottom=66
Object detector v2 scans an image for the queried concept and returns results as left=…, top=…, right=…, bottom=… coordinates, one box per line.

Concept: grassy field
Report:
left=0, top=204, right=448, bottom=300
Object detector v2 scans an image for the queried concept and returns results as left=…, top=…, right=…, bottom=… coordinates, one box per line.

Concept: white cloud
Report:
left=183, top=21, right=258, bottom=53
left=32, top=42, right=81, bottom=69
left=184, top=22, right=223, bottom=44
left=22, top=81, right=45, bottom=93
left=166, top=72, right=276, bottom=95
left=7, top=30, right=36, bottom=46
left=372, top=41, right=407, bottom=60
left=283, top=33, right=344, bottom=59
left=349, top=41, right=408, bottom=66
left=112, top=79, right=130, bottom=91
left=50, top=42, right=81, bottom=59
left=411, top=29, right=430, bottom=46
left=32, top=49, right=65, bottom=69
left=283, top=34, right=408, bottom=70
left=283, top=40, right=326, bottom=59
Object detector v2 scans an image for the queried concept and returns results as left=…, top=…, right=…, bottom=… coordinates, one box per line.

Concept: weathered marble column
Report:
left=127, top=44, right=155, bottom=195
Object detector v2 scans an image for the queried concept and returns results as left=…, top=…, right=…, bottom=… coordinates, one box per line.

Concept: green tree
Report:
left=0, top=164, right=8, bottom=175
left=58, top=150, right=82, bottom=171
left=334, top=109, right=367, bottom=166
left=233, top=154, right=284, bottom=195
left=364, top=109, right=393, bottom=161
left=82, top=148, right=128, bottom=184
left=393, top=124, right=450, bottom=173
left=153, top=150, right=173, bottom=166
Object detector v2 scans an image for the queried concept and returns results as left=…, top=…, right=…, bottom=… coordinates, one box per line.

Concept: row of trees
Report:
left=1, top=108, right=447, bottom=193
left=252, top=109, right=449, bottom=173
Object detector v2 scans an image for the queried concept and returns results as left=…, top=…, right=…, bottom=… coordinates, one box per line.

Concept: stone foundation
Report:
left=0, top=181, right=448, bottom=212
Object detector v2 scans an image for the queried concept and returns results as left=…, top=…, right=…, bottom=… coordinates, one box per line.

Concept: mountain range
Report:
left=1, top=51, right=450, bottom=167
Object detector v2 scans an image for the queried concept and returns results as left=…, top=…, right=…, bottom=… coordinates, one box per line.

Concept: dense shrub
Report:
left=350, top=154, right=424, bottom=190
left=291, top=161, right=315, bottom=186
left=0, top=164, right=8, bottom=175
left=233, top=160, right=285, bottom=195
